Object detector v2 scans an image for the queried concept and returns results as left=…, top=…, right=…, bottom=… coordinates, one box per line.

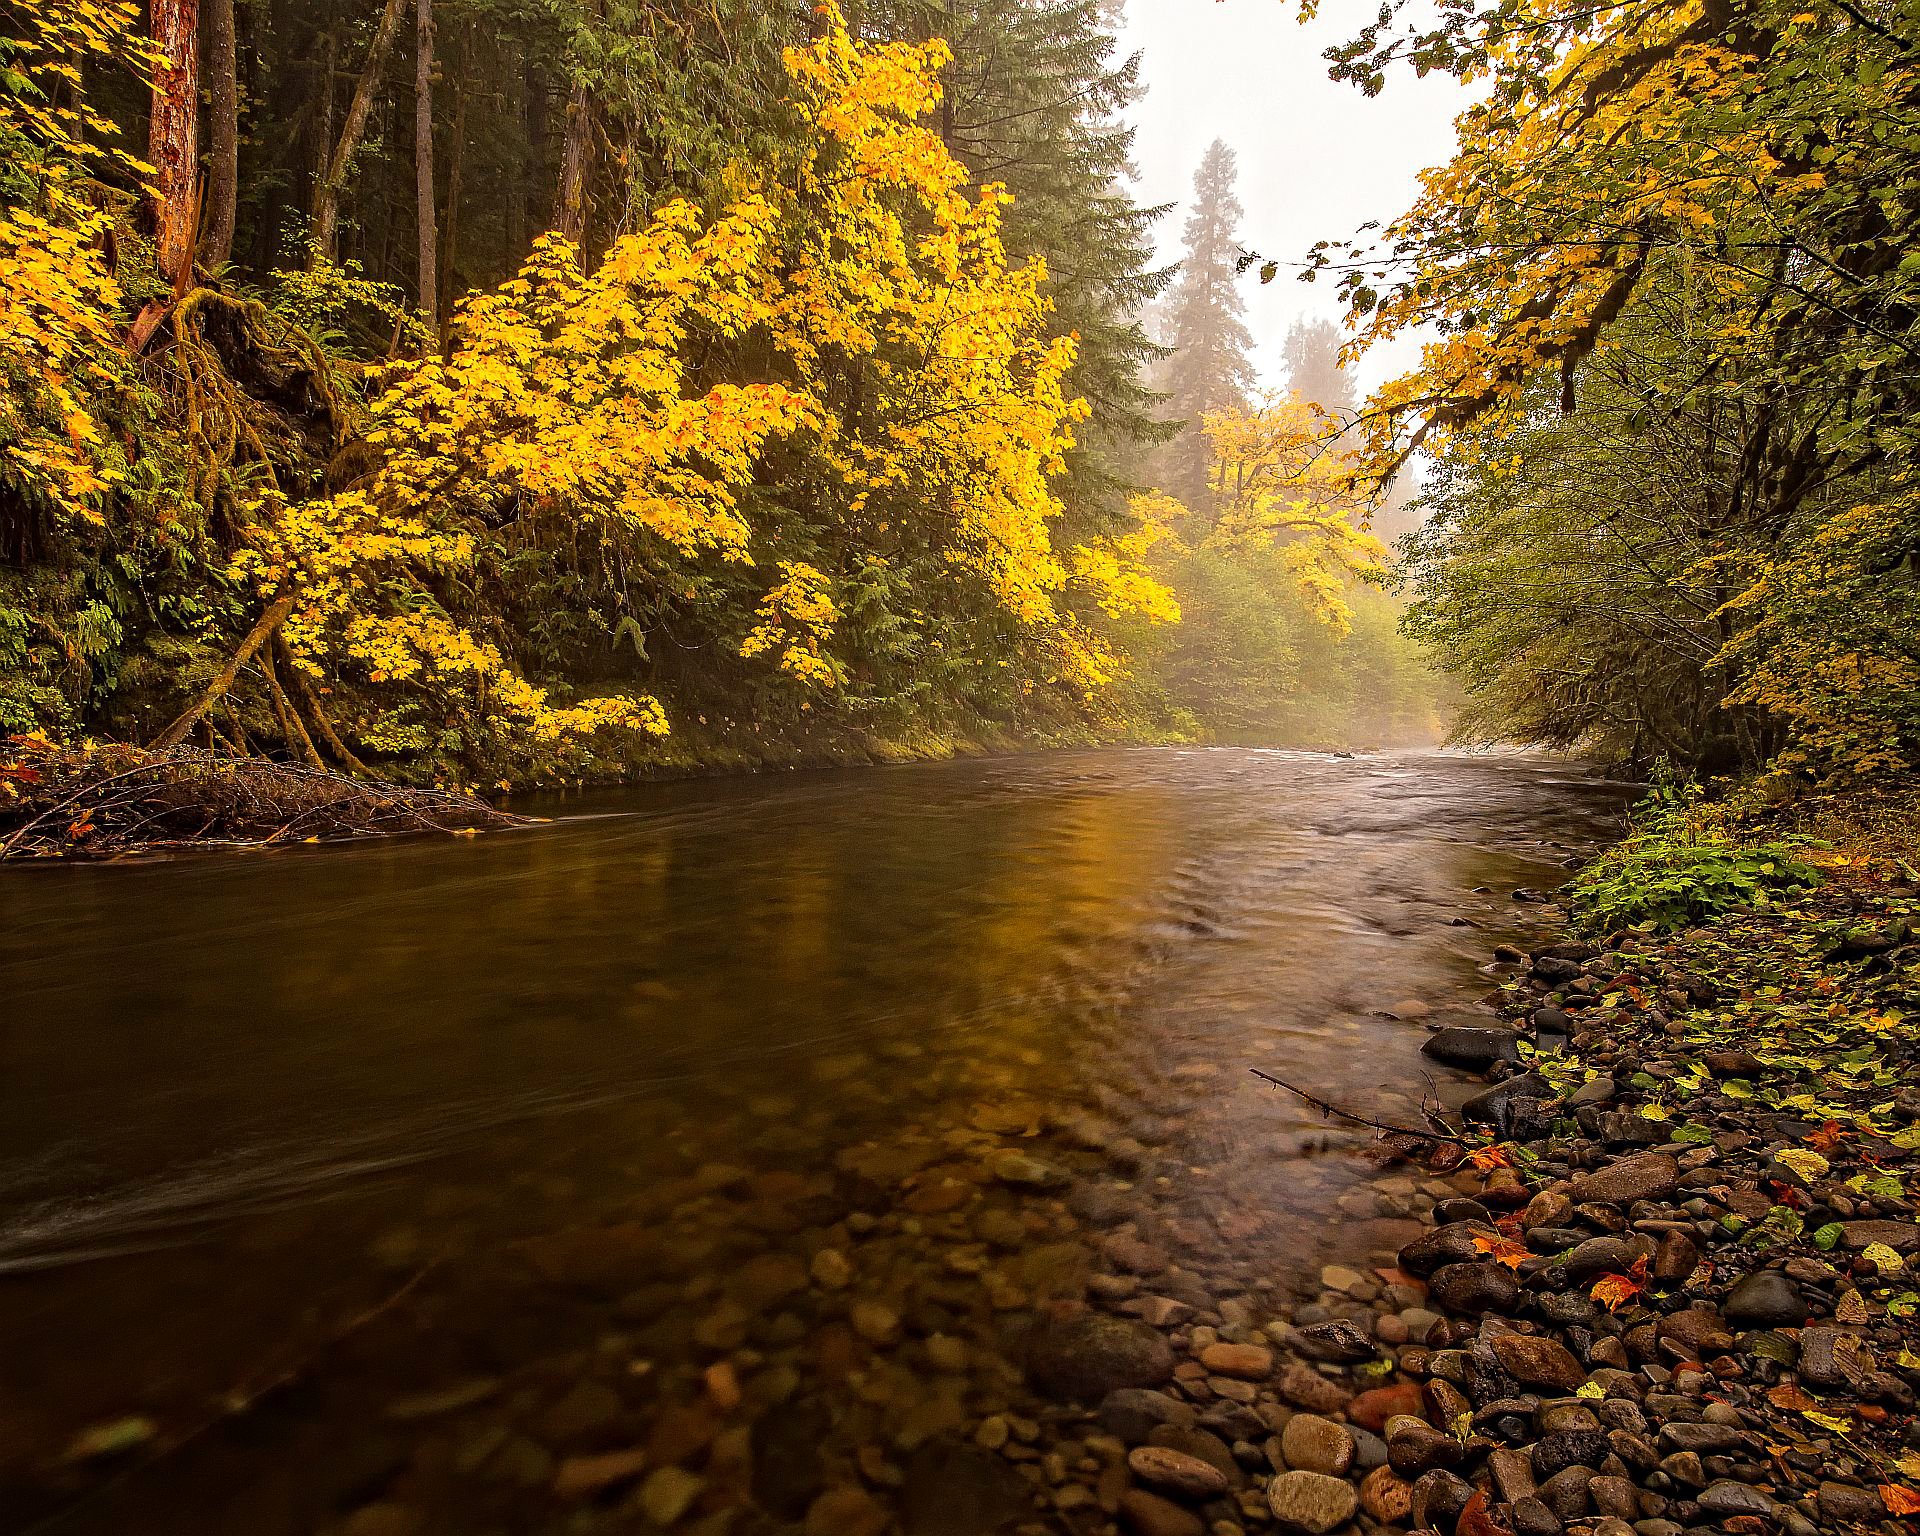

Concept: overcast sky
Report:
left=1114, top=0, right=1472, bottom=396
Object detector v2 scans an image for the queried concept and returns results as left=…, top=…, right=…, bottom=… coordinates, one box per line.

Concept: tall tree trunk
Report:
left=516, top=62, right=548, bottom=261
left=202, top=0, right=239, bottom=268
left=413, top=0, right=437, bottom=325
left=552, top=72, right=591, bottom=247
left=148, top=0, right=201, bottom=282
left=437, top=29, right=465, bottom=337
left=309, top=0, right=407, bottom=267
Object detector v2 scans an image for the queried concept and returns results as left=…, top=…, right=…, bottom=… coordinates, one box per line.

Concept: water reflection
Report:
left=0, top=748, right=1629, bottom=1533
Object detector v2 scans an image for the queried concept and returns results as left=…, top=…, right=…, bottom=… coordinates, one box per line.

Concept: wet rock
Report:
left=1532, top=1431, right=1610, bottom=1483
left=1199, top=1342, right=1273, bottom=1379
left=1815, top=1482, right=1889, bottom=1524
left=1537, top=1466, right=1594, bottom=1520
left=1656, top=1424, right=1745, bottom=1457
left=1568, top=1153, right=1679, bottom=1205
left=1360, top=1465, right=1415, bottom=1524
left=900, top=1438, right=1029, bottom=1536
left=1490, top=1334, right=1588, bottom=1393
left=1101, top=1388, right=1197, bottom=1444
left=1025, top=1312, right=1175, bottom=1401
left=1119, top=1489, right=1205, bottom=1536
left=1266, top=1470, right=1360, bottom=1533
left=1348, top=1382, right=1426, bottom=1431
left=1702, top=1051, right=1764, bottom=1079
left=1150, top=1424, right=1238, bottom=1481
left=1129, top=1445, right=1231, bottom=1500
left=1280, top=1415, right=1354, bottom=1477
left=751, top=1397, right=832, bottom=1519
left=1427, top=1261, right=1520, bottom=1315
left=1840, top=1219, right=1920, bottom=1253
left=1462, top=1073, right=1556, bottom=1128
left=1695, top=1482, right=1776, bottom=1522
left=1488, top=1448, right=1536, bottom=1502
left=1287, top=1319, right=1376, bottom=1363
left=987, top=1150, right=1066, bottom=1189
left=1513, top=1496, right=1562, bottom=1536
left=1422, top=1027, right=1523, bottom=1070
left=1411, top=1468, right=1475, bottom=1529
left=639, top=1466, right=705, bottom=1527
left=1275, top=1362, right=1351, bottom=1415
left=1387, top=1420, right=1463, bottom=1477
left=806, top=1487, right=892, bottom=1536
left=552, top=1447, right=649, bottom=1499
left=1401, top=1222, right=1501, bottom=1276
left=1722, top=1270, right=1807, bottom=1327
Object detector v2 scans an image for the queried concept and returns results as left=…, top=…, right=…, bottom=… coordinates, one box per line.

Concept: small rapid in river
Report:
left=0, top=748, right=1632, bottom=1534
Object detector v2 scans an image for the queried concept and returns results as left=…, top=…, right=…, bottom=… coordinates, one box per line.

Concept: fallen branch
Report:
left=1249, top=1066, right=1468, bottom=1145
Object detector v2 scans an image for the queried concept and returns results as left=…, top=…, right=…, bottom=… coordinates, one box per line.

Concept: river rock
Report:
left=1568, top=1152, right=1678, bottom=1205
left=1723, top=1269, right=1807, bottom=1327
left=1491, top=1334, right=1587, bottom=1392
left=1024, top=1312, right=1174, bottom=1401
left=1400, top=1222, right=1501, bottom=1276
left=1119, top=1489, right=1205, bottom=1536
left=1100, top=1388, right=1197, bottom=1444
left=1531, top=1431, right=1609, bottom=1482
left=1427, top=1261, right=1519, bottom=1315
left=1266, top=1470, right=1360, bottom=1533
left=1422, top=1027, right=1522, bottom=1070
left=1840, top=1219, right=1920, bottom=1253
left=900, top=1438, right=1029, bottom=1536
left=1348, top=1382, right=1425, bottom=1431
left=1288, top=1319, right=1376, bottom=1363
left=1276, top=1362, right=1352, bottom=1414
left=1128, top=1445, right=1230, bottom=1500
left=1198, top=1341, right=1273, bottom=1379
left=1280, top=1414, right=1354, bottom=1476
left=806, top=1487, right=891, bottom=1536
left=1387, top=1420, right=1462, bottom=1478
left=1360, top=1465, right=1415, bottom=1523
left=1696, top=1481, right=1777, bottom=1521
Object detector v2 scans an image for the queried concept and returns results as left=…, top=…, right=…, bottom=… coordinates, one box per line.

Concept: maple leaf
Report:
left=1767, top=1383, right=1816, bottom=1412
left=1590, top=1254, right=1651, bottom=1313
left=1806, top=1120, right=1849, bottom=1153
left=1474, top=1235, right=1530, bottom=1272
left=1881, top=1486, right=1920, bottom=1517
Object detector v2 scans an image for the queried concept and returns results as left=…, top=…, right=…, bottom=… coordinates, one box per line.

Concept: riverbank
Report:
left=1091, top=789, right=1920, bottom=1536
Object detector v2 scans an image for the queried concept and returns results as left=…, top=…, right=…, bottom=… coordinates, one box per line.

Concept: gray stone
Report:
left=1723, top=1270, right=1807, bottom=1328
left=1100, top=1388, right=1197, bottom=1444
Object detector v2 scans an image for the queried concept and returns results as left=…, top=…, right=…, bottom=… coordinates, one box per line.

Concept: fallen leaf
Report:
left=1881, top=1487, right=1920, bottom=1518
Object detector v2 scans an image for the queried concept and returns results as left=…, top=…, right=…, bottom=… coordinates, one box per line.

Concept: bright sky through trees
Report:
left=1115, top=0, right=1471, bottom=393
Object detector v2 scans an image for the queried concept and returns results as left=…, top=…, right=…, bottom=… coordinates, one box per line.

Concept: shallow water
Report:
left=0, top=747, right=1631, bottom=1534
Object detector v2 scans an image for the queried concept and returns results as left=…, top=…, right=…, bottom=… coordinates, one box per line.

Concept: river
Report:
left=0, top=748, right=1631, bottom=1534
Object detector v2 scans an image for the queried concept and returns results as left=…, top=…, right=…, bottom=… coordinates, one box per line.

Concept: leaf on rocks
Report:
left=1591, top=1254, right=1650, bottom=1312
left=1802, top=1409, right=1855, bottom=1434
left=1767, top=1384, right=1816, bottom=1412
left=1468, top=1145, right=1513, bottom=1171
left=1861, top=1241, right=1905, bottom=1275
left=1775, top=1147, right=1829, bottom=1181
left=1812, top=1221, right=1844, bottom=1250
left=1576, top=1381, right=1604, bottom=1400
left=1474, top=1235, right=1530, bottom=1271
left=1878, top=1486, right=1920, bottom=1517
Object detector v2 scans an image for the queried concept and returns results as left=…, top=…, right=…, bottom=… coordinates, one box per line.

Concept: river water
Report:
left=0, top=748, right=1630, bottom=1535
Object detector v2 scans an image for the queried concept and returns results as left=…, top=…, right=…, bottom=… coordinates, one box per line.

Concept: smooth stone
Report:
left=1129, top=1445, right=1231, bottom=1500
left=1025, top=1313, right=1175, bottom=1402
left=1101, top=1388, right=1198, bottom=1444
left=1491, top=1334, right=1588, bottom=1392
left=1722, top=1270, right=1806, bottom=1327
left=1266, top=1471, right=1360, bottom=1533
left=1119, top=1489, right=1205, bottom=1536
left=1279, top=1415, right=1354, bottom=1477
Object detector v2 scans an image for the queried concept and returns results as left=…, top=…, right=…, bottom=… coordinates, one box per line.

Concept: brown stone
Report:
left=1490, top=1333, right=1588, bottom=1392
left=1198, top=1342, right=1274, bottom=1379
left=1275, top=1362, right=1352, bottom=1414
left=1360, top=1466, right=1415, bottom=1523
left=552, top=1447, right=649, bottom=1499
left=1127, top=1446, right=1230, bottom=1500
left=1119, top=1489, right=1205, bottom=1536
left=1567, top=1153, right=1679, bottom=1206
left=1348, top=1381, right=1426, bottom=1432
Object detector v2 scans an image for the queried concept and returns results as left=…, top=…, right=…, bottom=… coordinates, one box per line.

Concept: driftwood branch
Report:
left=1249, top=1067, right=1468, bottom=1145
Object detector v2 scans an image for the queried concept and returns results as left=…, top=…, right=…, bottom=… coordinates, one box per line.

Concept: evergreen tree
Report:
left=1283, top=317, right=1354, bottom=414
left=1157, top=139, right=1257, bottom=508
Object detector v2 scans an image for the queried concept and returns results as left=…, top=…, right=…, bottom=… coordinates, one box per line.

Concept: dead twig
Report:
left=1249, top=1067, right=1468, bottom=1145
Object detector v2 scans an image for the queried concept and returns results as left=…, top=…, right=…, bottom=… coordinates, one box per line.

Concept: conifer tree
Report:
left=1158, top=139, right=1256, bottom=508
left=1283, top=317, right=1353, bottom=415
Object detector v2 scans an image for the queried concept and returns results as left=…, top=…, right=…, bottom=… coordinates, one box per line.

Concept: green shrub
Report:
left=1569, top=835, right=1822, bottom=934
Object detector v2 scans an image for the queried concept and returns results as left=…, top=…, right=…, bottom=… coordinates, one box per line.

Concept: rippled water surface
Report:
left=0, top=748, right=1630, bottom=1534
